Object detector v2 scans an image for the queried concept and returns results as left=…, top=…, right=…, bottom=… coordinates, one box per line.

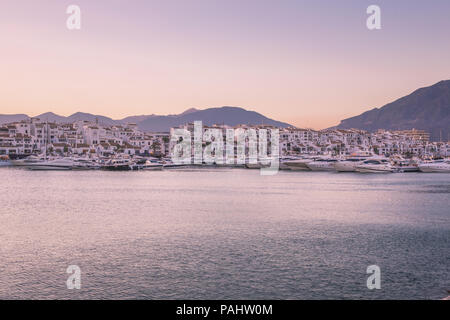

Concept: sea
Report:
left=0, top=167, right=449, bottom=299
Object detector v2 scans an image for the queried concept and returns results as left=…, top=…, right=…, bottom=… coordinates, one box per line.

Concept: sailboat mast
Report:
left=45, top=121, right=48, bottom=160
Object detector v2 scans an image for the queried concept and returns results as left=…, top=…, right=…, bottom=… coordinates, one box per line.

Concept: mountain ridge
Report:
left=335, top=80, right=450, bottom=141
left=0, top=106, right=293, bottom=132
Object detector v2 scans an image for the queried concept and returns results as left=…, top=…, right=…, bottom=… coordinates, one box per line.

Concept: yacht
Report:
left=0, top=155, right=11, bottom=167
left=356, top=159, right=394, bottom=173
left=306, top=158, right=338, bottom=171
left=334, top=157, right=368, bottom=172
left=140, top=160, right=163, bottom=171
left=25, top=158, right=74, bottom=170
left=72, top=158, right=101, bottom=170
left=279, top=157, right=300, bottom=170
left=391, top=158, right=419, bottom=172
left=102, top=158, right=134, bottom=171
left=418, top=159, right=450, bottom=173
left=163, top=163, right=191, bottom=169
left=11, top=154, right=48, bottom=166
left=283, top=156, right=318, bottom=171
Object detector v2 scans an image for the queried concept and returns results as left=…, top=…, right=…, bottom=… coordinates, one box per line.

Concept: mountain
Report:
left=136, top=106, right=293, bottom=132
left=0, top=114, right=29, bottom=125
left=0, top=106, right=293, bottom=132
left=36, top=112, right=68, bottom=123
left=119, top=115, right=155, bottom=124
left=335, top=80, right=450, bottom=141
left=179, top=108, right=198, bottom=115
left=66, top=112, right=117, bottom=126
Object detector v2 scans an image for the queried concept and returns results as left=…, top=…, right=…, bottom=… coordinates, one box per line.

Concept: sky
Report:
left=1, top=0, right=449, bottom=129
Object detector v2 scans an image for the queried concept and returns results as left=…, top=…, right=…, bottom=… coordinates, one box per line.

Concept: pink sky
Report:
left=1, top=0, right=449, bottom=129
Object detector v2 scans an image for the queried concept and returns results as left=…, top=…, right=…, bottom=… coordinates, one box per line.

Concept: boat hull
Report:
left=284, top=161, right=311, bottom=171
left=306, top=162, right=336, bottom=171
left=102, top=165, right=132, bottom=171
left=245, top=163, right=261, bottom=169
left=356, top=166, right=393, bottom=173
left=26, top=165, right=72, bottom=171
left=418, top=165, right=450, bottom=173
left=141, top=165, right=163, bottom=171
left=334, top=162, right=360, bottom=172
left=394, top=166, right=419, bottom=172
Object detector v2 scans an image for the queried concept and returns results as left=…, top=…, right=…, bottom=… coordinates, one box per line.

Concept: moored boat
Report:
left=11, top=154, right=48, bottom=166
left=283, top=157, right=317, bottom=171
left=102, top=158, right=134, bottom=171
left=306, top=158, right=338, bottom=171
left=25, top=158, right=74, bottom=170
left=141, top=160, right=163, bottom=171
left=72, top=158, right=101, bottom=170
left=418, top=159, right=450, bottom=173
left=356, top=159, right=394, bottom=173
left=334, top=157, right=368, bottom=172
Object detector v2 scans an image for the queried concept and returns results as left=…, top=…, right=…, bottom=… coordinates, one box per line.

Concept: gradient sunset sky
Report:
left=1, top=0, right=449, bottom=129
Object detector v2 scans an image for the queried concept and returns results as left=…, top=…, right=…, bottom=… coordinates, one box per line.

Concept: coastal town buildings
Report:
left=0, top=118, right=448, bottom=159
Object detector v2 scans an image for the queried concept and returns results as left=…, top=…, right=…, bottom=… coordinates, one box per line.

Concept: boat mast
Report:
left=45, top=120, right=48, bottom=161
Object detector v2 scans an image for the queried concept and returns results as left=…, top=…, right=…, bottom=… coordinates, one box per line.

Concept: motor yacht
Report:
left=102, top=158, right=134, bottom=171
left=334, top=157, right=368, bottom=172
left=140, top=160, right=163, bottom=171
left=355, top=159, right=394, bottom=173
left=391, top=159, right=419, bottom=172
left=279, top=157, right=300, bottom=170
left=283, top=156, right=318, bottom=171
left=11, top=154, right=48, bottom=166
left=305, top=158, right=338, bottom=171
left=418, top=159, right=450, bottom=173
left=72, top=158, right=101, bottom=170
left=25, top=158, right=74, bottom=170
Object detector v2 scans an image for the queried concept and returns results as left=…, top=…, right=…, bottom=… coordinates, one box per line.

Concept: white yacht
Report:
left=283, top=156, right=318, bottom=171
left=306, top=158, right=338, bottom=171
left=356, top=159, right=394, bottom=173
left=334, top=157, right=368, bottom=172
left=102, top=158, right=134, bottom=171
left=25, top=158, right=74, bottom=170
left=72, top=158, right=101, bottom=170
left=11, top=154, right=48, bottom=166
left=141, top=160, right=163, bottom=171
left=391, top=159, right=419, bottom=172
left=418, top=159, right=450, bottom=173
left=245, top=162, right=261, bottom=169
left=279, top=156, right=300, bottom=170
left=245, top=156, right=277, bottom=169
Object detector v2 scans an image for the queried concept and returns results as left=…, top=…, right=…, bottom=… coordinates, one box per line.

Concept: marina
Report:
left=1, top=153, right=449, bottom=173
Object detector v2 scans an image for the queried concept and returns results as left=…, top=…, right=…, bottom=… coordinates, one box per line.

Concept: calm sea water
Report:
left=0, top=167, right=449, bottom=300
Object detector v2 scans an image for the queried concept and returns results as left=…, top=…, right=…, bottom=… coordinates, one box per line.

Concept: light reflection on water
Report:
left=0, top=168, right=449, bottom=299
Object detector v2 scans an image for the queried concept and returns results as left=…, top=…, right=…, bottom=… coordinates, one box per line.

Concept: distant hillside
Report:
left=36, top=112, right=69, bottom=123
left=119, top=115, right=155, bottom=124
left=66, top=112, right=117, bottom=126
left=136, top=106, right=292, bottom=132
left=0, top=106, right=293, bottom=132
left=335, top=80, right=450, bottom=141
left=0, top=112, right=119, bottom=126
left=0, top=114, right=29, bottom=124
